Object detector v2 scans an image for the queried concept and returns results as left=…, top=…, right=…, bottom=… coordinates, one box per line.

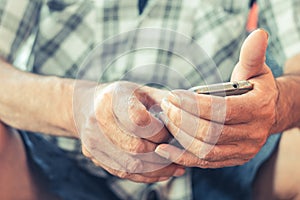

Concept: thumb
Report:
left=231, top=29, right=269, bottom=81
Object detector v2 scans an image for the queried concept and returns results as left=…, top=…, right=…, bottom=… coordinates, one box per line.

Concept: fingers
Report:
left=103, top=151, right=186, bottom=179
left=231, top=29, right=269, bottom=81
left=82, top=146, right=185, bottom=183
left=99, top=113, right=159, bottom=154
left=94, top=92, right=158, bottom=154
left=164, top=89, right=272, bottom=125
left=86, top=111, right=172, bottom=174
left=126, top=96, right=171, bottom=143
left=82, top=117, right=186, bottom=179
left=155, top=144, right=250, bottom=168
left=161, top=99, right=222, bottom=144
left=110, top=83, right=171, bottom=143
left=160, top=103, right=255, bottom=144
left=81, top=127, right=145, bottom=173
left=156, top=113, right=264, bottom=167
left=138, top=85, right=169, bottom=106
left=162, top=92, right=247, bottom=126
left=103, top=165, right=172, bottom=183
left=84, top=147, right=171, bottom=183
left=136, top=162, right=185, bottom=178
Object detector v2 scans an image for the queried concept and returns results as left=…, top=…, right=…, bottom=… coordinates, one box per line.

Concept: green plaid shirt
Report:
left=1, top=0, right=299, bottom=199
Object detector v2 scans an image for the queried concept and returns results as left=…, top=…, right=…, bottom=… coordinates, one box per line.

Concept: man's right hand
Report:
left=73, top=81, right=185, bottom=183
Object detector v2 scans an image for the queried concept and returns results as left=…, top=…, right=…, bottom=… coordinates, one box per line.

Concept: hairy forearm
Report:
left=0, top=59, right=77, bottom=137
left=273, top=75, right=300, bottom=133
left=271, top=54, right=300, bottom=133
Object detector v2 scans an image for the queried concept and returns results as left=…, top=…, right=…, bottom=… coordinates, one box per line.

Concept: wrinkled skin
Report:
left=73, top=81, right=185, bottom=183
left=156, top=30, right=279, bottom=168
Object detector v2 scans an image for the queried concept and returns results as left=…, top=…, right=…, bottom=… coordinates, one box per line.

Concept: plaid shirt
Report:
left=1, top=0, right=300, bottom=199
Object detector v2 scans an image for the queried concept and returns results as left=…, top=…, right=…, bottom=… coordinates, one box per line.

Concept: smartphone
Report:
left=189, top=80, right=253, bottom=96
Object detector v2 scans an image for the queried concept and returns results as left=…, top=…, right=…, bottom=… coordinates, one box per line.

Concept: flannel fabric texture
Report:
left=0, top=0, right=299, bottom=199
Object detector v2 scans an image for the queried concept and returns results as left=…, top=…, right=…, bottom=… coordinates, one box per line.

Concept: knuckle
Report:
left=91, top=158, right=102, bottom=167
left=127, top=140, right=147, bottom=153
left=117, top=171, right=131, bottom=179
left=177, top=156, right=190, bottom=166
left=244, top=145, right=260, bottom=160
left=82, top=135, right=98, bottom=152
left=132, top=111, right=151, bottom=126
left=168, top=108, right=182, bottom=127
left=211, top=99, right=226, bottom=120
left=97, top=91, right=111, bottom=107
left=195, top=159, right=210, bottom=168
left=125, top=159, right=143, bottom=173
left=95, top=94, right=112, bottom=118
left=195, top=124, right=207, bottom=142
left=219, top=125, right=234, bottom=142
left=134, top=142, right=147, bottom=153
left=203, top=146, right=218, bottom=161
left=251, top=128, right=269, bottom=145
left=225, top=98, right=234, bottom=122
left=258, top=92, right=277, bottom=120
left=198, top=142, right=214, bottom=159
left=176, top=152, right=202, bottom=167
left=248, top=146, right=259, bottom=156
left=111, top=81, right=123, bottom=91
left=81, top=147, right=92, bottom=158
left=196, top=120, right=219, bottom=144
left=258, top=133, right=268, bottom=146
left=207, top=123, right=223, bottom=143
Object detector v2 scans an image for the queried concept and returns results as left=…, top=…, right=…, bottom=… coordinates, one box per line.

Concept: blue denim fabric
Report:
left=20, top=131, right=120, bottom=200
left=192, top=134, right=281, bottom=200
left=21, top=133, right=281, bottom=200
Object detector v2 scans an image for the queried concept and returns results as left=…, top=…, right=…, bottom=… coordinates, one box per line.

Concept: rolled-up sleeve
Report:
left=0, top=0, right=42, bottom=63
left=258, top=0, right=300, bottom=66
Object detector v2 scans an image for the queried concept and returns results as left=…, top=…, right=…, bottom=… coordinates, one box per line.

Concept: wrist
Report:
left=54, top=77, right=79, bottom=138
left=0, top=59, right=79, bottom=137
left=272, top=75, right=300, bottom=133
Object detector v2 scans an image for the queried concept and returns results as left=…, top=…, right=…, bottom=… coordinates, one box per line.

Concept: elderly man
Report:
left=0, top=0, right=300, bottom=199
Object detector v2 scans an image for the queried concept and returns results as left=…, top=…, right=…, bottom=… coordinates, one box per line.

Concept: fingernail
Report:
left=258, top=28, right=269, bottom=39
left=155, top=146, right=170, bottom=159
left=168, top=92, right=180, bottom=105
left=174, top=168, right=186, bottom=177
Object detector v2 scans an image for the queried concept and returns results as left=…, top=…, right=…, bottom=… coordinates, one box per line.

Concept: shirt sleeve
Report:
left=258, top=0, right=300, bottom=66
left=0, top=0, right=42, bottom=63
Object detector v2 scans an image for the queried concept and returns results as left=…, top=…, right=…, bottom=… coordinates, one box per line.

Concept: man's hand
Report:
left=73, top=81, right=185, bottom=182
left=155, top=29, right=279, bottom=168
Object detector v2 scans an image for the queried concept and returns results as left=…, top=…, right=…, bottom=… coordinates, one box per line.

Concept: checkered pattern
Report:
left=0, top=0, right=299, bottom=199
